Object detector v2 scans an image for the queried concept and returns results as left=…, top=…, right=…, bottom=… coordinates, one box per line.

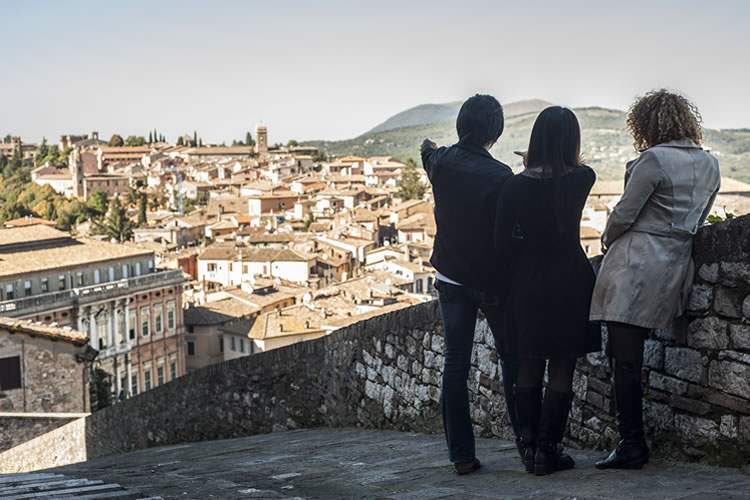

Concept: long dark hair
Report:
left=526, top=106, right=583, bottom=232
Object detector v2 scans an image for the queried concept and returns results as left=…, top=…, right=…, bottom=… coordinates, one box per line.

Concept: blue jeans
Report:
left=436, top=280, right=519, bottom=463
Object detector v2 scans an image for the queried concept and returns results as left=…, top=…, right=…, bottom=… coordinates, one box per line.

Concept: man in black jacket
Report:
left=421, top=94, right=518, bottom=475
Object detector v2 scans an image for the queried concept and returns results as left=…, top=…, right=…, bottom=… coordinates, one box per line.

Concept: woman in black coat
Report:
left=495, top=106, right=600, bottom=475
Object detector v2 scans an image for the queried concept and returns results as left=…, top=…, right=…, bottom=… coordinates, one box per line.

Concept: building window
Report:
left=59, top=275, right=66, bottom=291
left=141, top=307, right=150, bottom=337
left=0, top=356, right=22, bottom=390
left=207, top=263, right=217, bottom=272
left=219, top=335, right=224, bottom=353
left=148, top=260, right=154, bottom=272
left=130, top=373, right=138, bottom=395
left=135, top=262, right=142, bottom=276
left=239, top=339, right=245, bottom=353
left=98, top=318, right=108, bottom=349
left=154, top=305, right=163, bottom=334
left=157, top=363, right=165, bottom=386
left=5, top=284, right=13, bottom=300
left=94, top=269, right=101, bottom=284
left=144, top=369, right=152, bottom=390
left=109, top=267, right=115, bottom=281
left=41, top=278, right=49, bottom=293
left=187, top=341, right=195, bottom=356
left=129, top=310, right=136, bottom=340
left=231, top=337, right=236, bottom=351
left=122, top=264, right=129, bottom=278
left=170, top=360, right=177, bottom=381
left=166, top=301, right=175, bottom=330
left=24, top=281, right=32, bottom=296
left=76, top=272, right=85, bottom=287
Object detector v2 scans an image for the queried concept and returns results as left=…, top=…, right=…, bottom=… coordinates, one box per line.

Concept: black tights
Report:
left=517, top=358, right=577, bottom=393
left=607, top=322, right=648, bottom=363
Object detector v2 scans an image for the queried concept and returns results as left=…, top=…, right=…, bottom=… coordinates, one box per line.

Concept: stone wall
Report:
left=8, top=215, right=750, bottom=471
left=0, top=413, right=85, bottom=453
left=0, top=417, right=86, bottom=473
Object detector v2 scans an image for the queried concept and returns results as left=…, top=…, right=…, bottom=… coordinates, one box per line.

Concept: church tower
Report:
left=255, top=122, right=268, bottom=154
left=69, top=148, right=84, bottom=198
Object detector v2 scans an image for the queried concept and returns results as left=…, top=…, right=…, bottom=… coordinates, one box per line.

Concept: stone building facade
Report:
left=0, top=225, right=187, bottom=399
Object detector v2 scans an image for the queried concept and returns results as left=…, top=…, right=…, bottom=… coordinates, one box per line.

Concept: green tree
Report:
left=108, top=134, right=124, bottom=147
left=36, top=138, right=49, bottom=166
left=124, top=136, right=146, bottom=147
left=193, top=130, right=197, bottom=146
left=125, top=185, right=139, bottom=206
left=176, top=136, right=184, bottom=146
left=198, top=138, right=203, bottom=147
left=287, top=139, right=298, bottom=147
left=396, top=157, right=426, bottom=201
left=100, top=198, right=134, bottom=242
left=312, top=150, right=328, bottom=163
left=55, top=199, right=87, bottom=231
left=89, top=366, right=112, bottom=412
left=138, top=194, right=147, bottom=224
left=245, top=131, right=255, bottom=146
left=86, top=189, right=109, bottom=217
left=148, top=131, right=153, bottom=144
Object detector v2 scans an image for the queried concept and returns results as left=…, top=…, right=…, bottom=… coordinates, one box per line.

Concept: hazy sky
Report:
left=2, top=0, right=749, bottom=145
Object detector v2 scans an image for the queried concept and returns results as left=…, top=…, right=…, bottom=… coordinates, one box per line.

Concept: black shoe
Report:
left=535, top=443, right=575, bottom=476
left=514, top=386, right=543, bottom=473
left=535, top=389, right=575, bottom=476
left=595, top=439, right=649, bottom=470
left=454, top=458, right=481, bottom=475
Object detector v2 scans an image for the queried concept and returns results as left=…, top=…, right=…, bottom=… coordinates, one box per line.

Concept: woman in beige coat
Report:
left=590, top=89, right=720, bottom=470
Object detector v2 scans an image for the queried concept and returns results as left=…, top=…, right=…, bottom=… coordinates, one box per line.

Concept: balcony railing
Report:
left=0, top=269, right=186, bottom=316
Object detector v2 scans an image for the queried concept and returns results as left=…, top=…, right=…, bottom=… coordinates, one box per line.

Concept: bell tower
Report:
left=255, top=122, right=268, bottom=154
left=69, top=148, right=84, bottom=198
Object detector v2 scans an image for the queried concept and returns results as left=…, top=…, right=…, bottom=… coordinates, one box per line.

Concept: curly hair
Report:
left=626, top=89, right=703, bottom=151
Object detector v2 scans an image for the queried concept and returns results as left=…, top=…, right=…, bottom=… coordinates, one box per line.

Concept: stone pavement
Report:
left=19, top=428, right=750, bottom=499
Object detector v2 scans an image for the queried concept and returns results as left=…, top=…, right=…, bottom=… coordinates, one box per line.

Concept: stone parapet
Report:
left=7, top=216, right=750, bottom=471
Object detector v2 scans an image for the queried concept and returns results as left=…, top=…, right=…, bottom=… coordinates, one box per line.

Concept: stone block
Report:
left=664, top=347, right=703, bottom=382
left=687, top=317, right=729, bottom=350
left=740, top=416, right=750, bottom=442
left=643, top=400, right=674, bottom=430
left=653, top=327, right=675, bottom=341
left=430, top=335, right=444, bottom=354
left=649, top=372, right=688, bottom=395
left=643, top=339, right=664, bottom=369
left=701, top=388, right=750, bottom=413
left=720, top=415, right=738, bottom=438
left=708, top=360, right=750, bottom=399
left=719, top=261, right=750, bottom=287
left=687, top=284, right=713, bottom=313
left=698, top=263, right=719, bottom=283
left=674, top=414, right=719, bottom=441
left=718, top=350, right=750, bottom=364
left=729, top=324, right=750, bottom=350
left=669, top=395, right=711, bottom=415
left=713, top=288, right=743, bottom=318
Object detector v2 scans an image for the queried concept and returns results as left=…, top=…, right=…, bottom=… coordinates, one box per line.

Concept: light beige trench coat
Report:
left=590, top=139, right=721, bottom=329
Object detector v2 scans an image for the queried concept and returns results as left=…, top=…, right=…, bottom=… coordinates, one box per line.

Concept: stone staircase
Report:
left=0, top=472, right=160, bottom=499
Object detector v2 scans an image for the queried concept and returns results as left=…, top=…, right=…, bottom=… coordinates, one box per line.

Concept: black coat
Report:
left=495, top=166, right=601, bottom=359
left=422, top=141, right=512, bottom=293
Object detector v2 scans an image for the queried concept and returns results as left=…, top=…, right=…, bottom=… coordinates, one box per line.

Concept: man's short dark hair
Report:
left=456, top=94, right=504, bottom=147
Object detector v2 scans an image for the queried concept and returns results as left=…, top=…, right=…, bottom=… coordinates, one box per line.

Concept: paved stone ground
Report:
left=25, top=429, right=750, bottom=499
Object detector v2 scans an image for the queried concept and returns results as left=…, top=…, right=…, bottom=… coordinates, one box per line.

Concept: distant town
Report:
left=1, top=126, right=749, bottom=414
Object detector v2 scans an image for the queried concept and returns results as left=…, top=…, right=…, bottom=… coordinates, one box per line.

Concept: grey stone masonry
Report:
left=13, top=214, right=750, bottom=472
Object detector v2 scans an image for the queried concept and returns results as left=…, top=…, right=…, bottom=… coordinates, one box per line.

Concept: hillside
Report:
left=304, top=106, right=750, bottom=182
left=367, top=98, right=551, bottom=134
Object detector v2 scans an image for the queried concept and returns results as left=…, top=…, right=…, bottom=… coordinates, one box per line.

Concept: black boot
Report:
left=596, top=359, right=649, bottom=470
left=513, top=386, right=542, bottom=473
left=535, top=389, right=575, bottom=476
